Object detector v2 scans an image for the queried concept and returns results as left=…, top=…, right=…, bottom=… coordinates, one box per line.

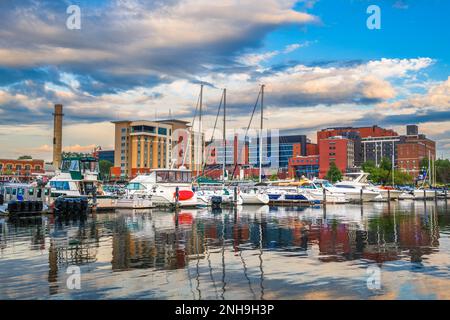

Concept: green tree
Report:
left=269, top=173, right=278, bottom=181
left=18, top=155, right=32, bottom=160
left=325, top=162, right=342, bottom=183
left=99, top=160, right=113, bottom=181
left=362, top=160, right=376, bottom=173
left=379, top=157, right=392, bottom=171
left=394, top=170, right=414, bottom=185
left=435, top=159, right=450, bottom=184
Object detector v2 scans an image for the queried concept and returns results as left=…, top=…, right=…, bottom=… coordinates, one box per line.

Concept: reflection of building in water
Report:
left=111, top=213, right=207, bottom=271
left=47, top=217, right=99, bottom=295
left=313, top=212, right=440, bottom=263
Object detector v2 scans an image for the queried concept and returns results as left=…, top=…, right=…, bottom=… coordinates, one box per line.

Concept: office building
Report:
left=319, top=136, right=355, bottom=178
left=111, top=120, right=173, bottom=178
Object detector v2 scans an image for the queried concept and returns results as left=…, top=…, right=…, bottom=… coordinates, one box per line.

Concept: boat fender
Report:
left=174, top=190, right=194, bottom=201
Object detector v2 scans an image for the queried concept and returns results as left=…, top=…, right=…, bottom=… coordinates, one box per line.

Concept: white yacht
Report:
left=195, top=187, right=244, bottom=206
left=265, top=186, right=319, bottom=204
left=332, top=172, right=381, bottom=202
left=240, top=188, right=270, bottom=205
left=46, top=157, right=117, bottom=210
left=413, top=188, right=436, bottom=200
left=299, top=180, right=348, bottom=204
left=126, top=168, right=199, bottom=208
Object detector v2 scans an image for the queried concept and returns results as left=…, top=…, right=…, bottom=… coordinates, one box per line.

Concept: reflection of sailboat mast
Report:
left=235, top=209, right=256, bottom=299
left=258, top=222, right=265, bottom=300
left=195, top=223, right=202, bottom=300
left=179, top=219, right=196, bottom=299
left=221, top=214, right=226, bottom=300
left=205, top=231, right=219, bottom=299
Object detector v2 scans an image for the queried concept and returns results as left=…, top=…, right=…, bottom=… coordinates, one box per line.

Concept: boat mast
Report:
left=223, top=88, right=226, bottom=183
left=428, top=150, right=432, bottom=187
left=392, top=141, right=395, bottom=187
left=199, top=84, right=204, bottom=175
left=259, top=84, right=265, bottom=183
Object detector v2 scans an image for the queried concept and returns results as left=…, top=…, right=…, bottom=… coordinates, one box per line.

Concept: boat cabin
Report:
left=127, top=169, right=193, bottom=191
left=60, top=157, right=99, bottom=181
left=0, top=183, right=51, bottom=204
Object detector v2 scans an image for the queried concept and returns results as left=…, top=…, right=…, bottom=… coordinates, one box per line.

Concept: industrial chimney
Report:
left=53, top=104, right=64, bottom=170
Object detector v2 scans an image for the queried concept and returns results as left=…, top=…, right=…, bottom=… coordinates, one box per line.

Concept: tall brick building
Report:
left=317, top=125, right=398, bottom=167
left=318, top=136, right=355, bottom=178
left=397, top=131, right=436, bottom=178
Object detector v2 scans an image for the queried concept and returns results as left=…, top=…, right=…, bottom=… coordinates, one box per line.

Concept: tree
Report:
left=269, top=173, right=278, bottom=181
left=435, top=159, right=450, bottom=185
left=394, top=170, right=414, bottom=185
left=18, top=155, right=32, bottom=160
left=99, top=160, right=113, bottom=181
left=362, top=160, right=376, bottom=173
left=325, top=162, right=342, bottom=183
left=379, top=157, right=392, bottom=171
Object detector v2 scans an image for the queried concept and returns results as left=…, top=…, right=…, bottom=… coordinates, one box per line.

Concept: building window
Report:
left=25, top=165, right=31, bottom=170
left=34, top=165, right=41, bottom=171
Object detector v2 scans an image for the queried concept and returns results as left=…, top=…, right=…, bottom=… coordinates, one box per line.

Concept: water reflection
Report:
left=0, top=201, right=449, bottom=300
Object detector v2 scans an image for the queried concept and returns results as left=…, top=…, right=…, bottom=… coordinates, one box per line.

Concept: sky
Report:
left=0, top=0, right=449, bottom=161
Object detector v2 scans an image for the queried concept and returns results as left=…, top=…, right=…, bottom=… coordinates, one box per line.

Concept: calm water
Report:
left=0, top=201, right=449, bottom=300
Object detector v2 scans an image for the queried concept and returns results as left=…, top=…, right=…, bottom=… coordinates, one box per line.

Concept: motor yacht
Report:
left=298, top=179, right=348, bottom=204
left=126, top=168, right=199, bottom=208
left=46, top=157, right=117, bottom=210
left=332, top=172, right=381, bottom=202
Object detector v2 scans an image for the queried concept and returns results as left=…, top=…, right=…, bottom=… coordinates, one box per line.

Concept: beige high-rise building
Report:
left=112, top=120, right=172, bottom=178
left=111, top=119, right=205, bottom=179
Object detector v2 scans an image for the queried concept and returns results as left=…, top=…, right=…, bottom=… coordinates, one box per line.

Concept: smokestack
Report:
left=53, top=104, right=64, bottom=170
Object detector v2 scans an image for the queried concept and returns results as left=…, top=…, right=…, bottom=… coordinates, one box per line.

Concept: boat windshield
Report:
left=318, top=181, right=334, bottom=188
left=81, top=161, right=98, bottom=172
left=335, top=185, right=356, bottom=189
left=156, top=170, right=192, bottom=183
left=126, top=183, right=145, bottom=191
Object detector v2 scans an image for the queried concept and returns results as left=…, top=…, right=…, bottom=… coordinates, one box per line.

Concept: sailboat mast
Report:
left=428, top=150, right=431, bottom=186
left=392, top=141, right=395, bottom=187
left=223, top=88, right=226, bottom=183
left=259, top=85, right=265, bottom=183
left=199, top=84, right=204, bottom=175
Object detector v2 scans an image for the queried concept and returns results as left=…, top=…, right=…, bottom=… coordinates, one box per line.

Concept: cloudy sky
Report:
left=0, top=0, right=449, bottom=161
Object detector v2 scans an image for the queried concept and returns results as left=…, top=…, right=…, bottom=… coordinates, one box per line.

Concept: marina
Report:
left=0, top=201, right=448, bottom=300
left=0, top=0, right=448, bottom=306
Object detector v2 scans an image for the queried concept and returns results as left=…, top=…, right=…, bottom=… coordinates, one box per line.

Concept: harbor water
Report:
left=0, top=201, right=449, bottom=300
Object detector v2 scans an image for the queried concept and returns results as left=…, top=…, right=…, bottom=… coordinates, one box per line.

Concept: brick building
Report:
left=318, top=125, right=398, bottom=167
left=319, top=136, right=355, bottom=178
left=397, top=132, right=436, bottom=178
left=0, top=158, right=45, bottom=182
left=288, top=155, right=320, bottom=179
